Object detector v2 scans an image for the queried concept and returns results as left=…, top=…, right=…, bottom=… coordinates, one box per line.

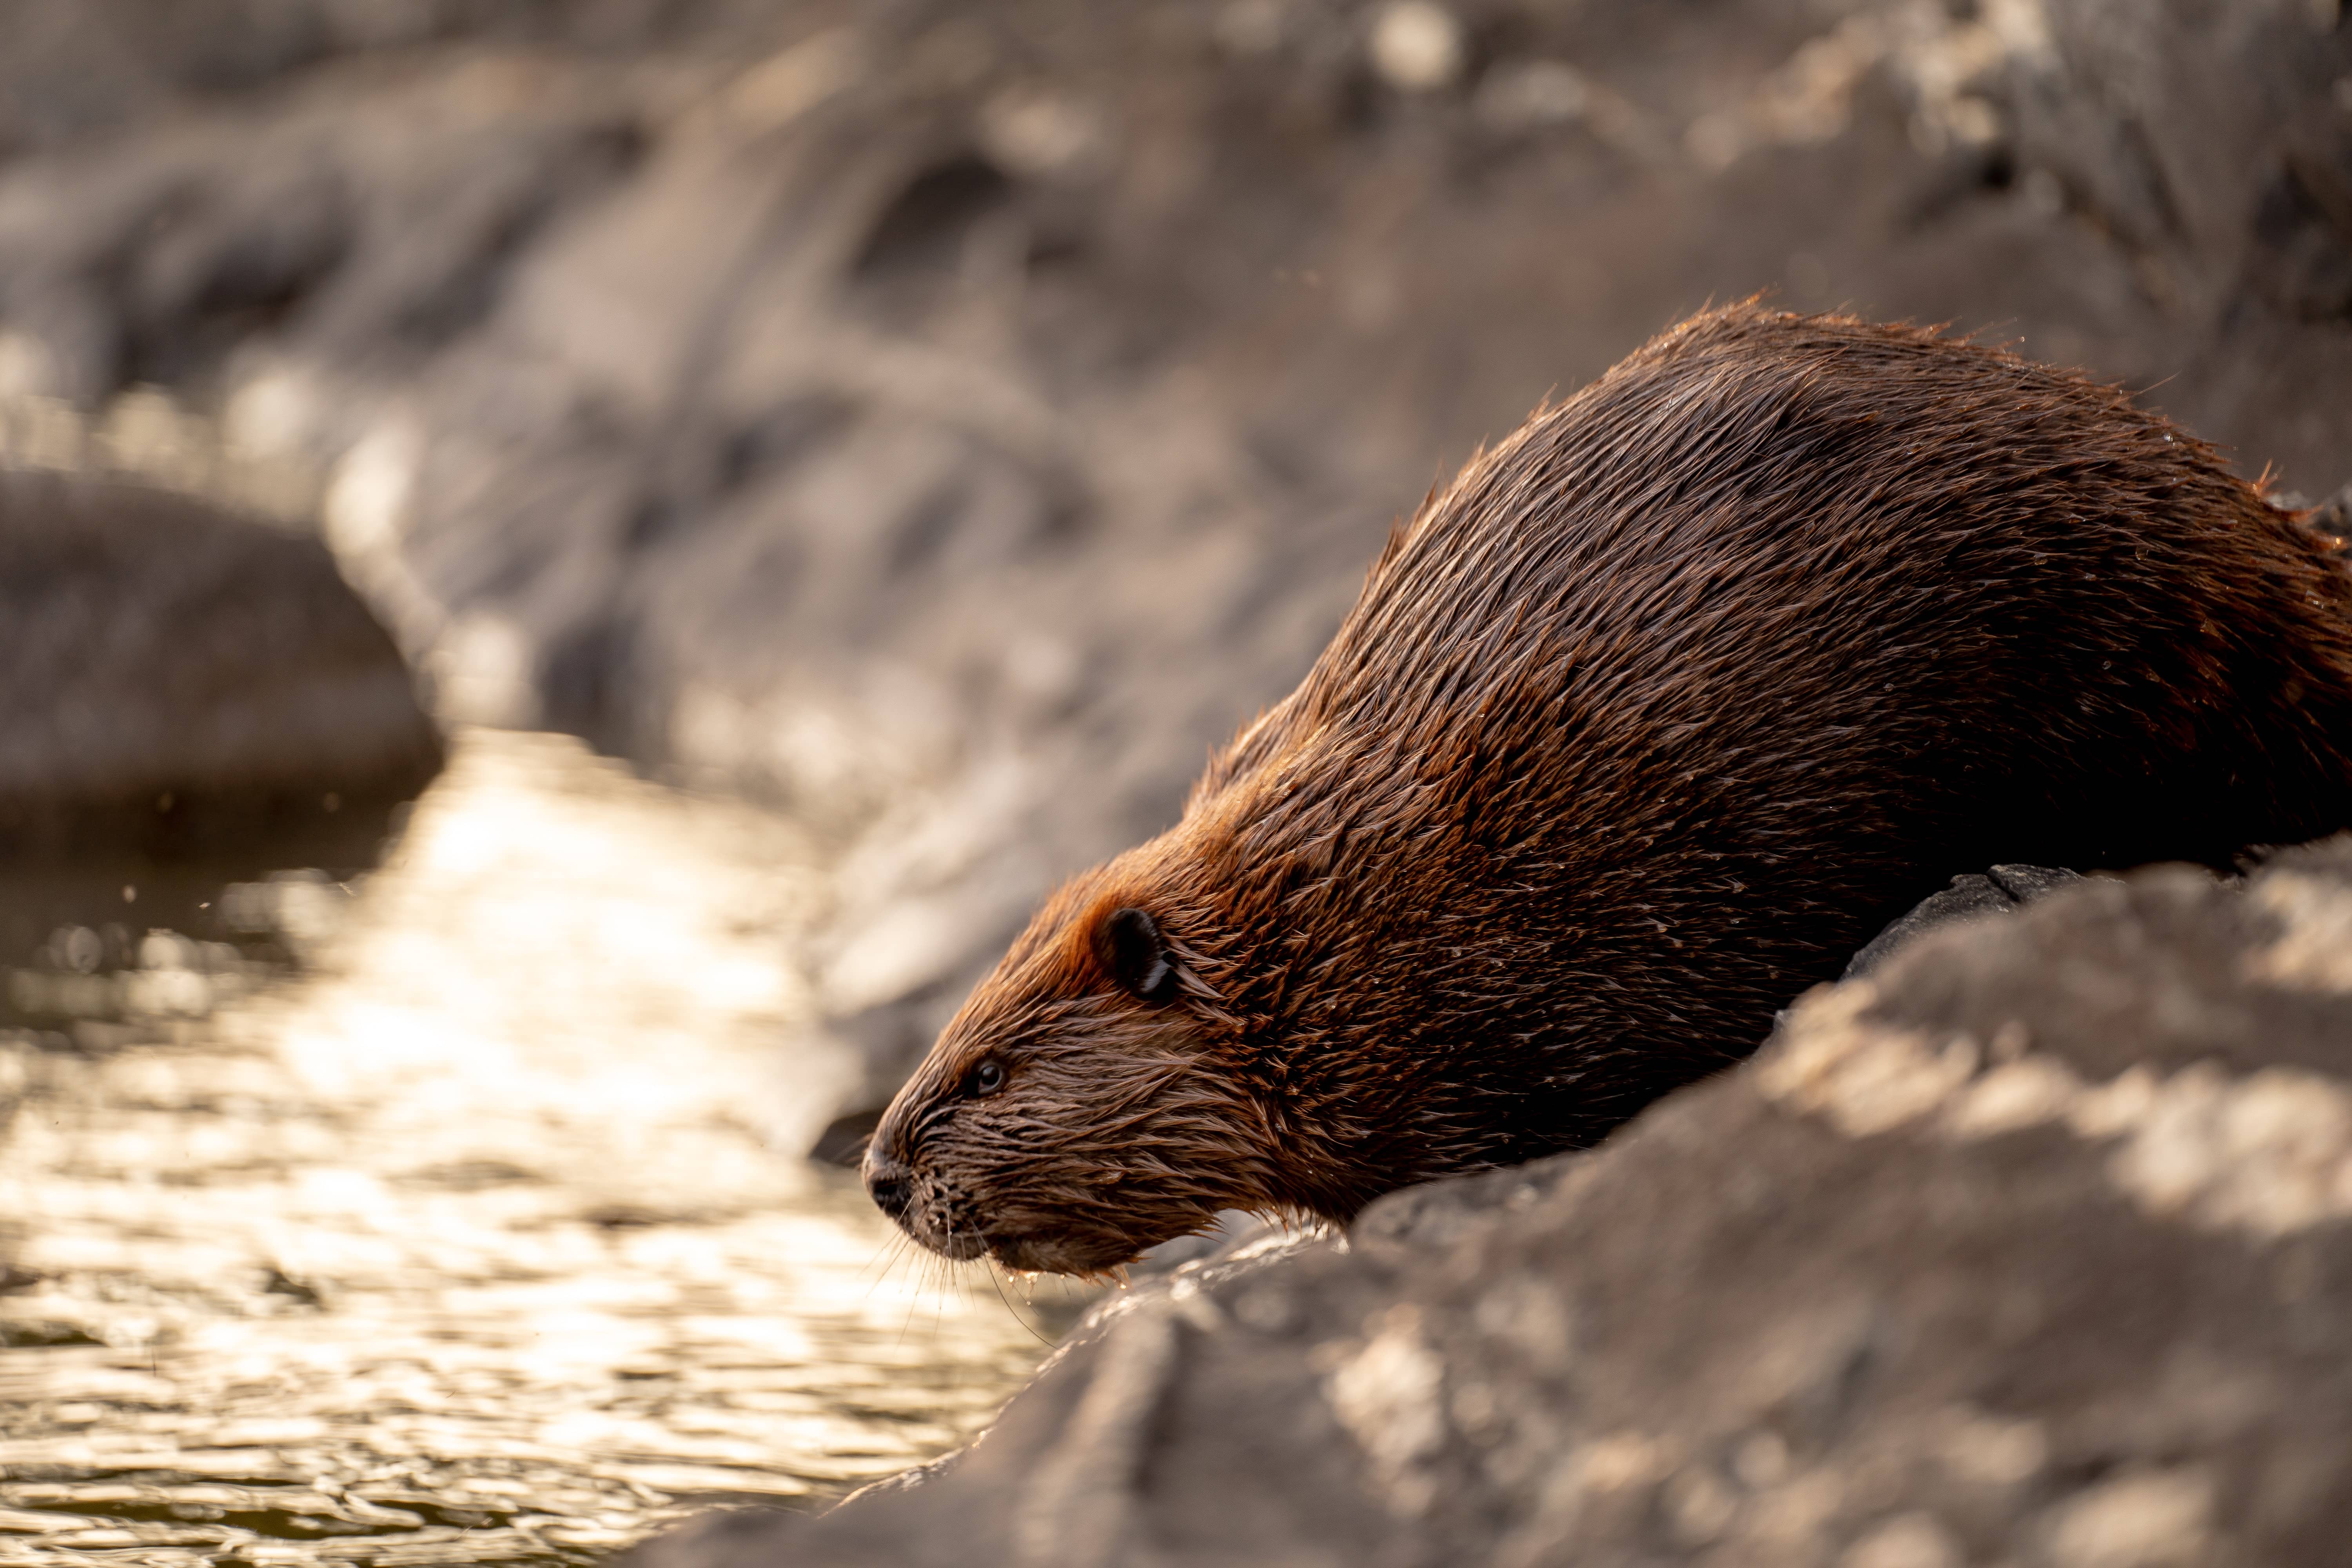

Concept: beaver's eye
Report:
left=967, top=1059, right=1007, bottom=1097
left=1102, top=906, right=1178, bottom=1002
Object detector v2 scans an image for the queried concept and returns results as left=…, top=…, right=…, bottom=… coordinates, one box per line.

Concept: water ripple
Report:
left=0, top=730, right=1081, bottom=1565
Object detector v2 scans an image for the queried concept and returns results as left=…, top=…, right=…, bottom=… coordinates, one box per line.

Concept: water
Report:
left=0, top=730, right=1085, bottom=1566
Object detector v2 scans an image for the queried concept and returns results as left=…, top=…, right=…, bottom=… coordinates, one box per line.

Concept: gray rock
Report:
left=627, top=834, right=2352, bottom=1566
left=0, top=1, right=791, bottom=160
left=1842, top=865, right=2085, bottom=981
left=0, top=469, right=442, bottom=859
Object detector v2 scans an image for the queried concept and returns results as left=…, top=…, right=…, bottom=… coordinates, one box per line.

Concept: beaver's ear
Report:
left=1101, top=907, right=1178, bottom=1002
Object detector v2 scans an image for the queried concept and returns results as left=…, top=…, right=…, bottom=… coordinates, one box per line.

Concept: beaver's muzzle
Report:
left=861, top=1147, right=913, bottom=1221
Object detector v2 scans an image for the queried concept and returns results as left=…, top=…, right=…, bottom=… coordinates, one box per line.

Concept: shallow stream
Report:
left=0, top=730, right=1081, bottom=1566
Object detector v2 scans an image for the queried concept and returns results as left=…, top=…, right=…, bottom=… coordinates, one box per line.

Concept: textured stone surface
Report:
left=628, top=835, right=2352, bottom=1566
left=4, top=0, right=2347, bottom=1124
left=1842, top=865, right=2085, bottom=980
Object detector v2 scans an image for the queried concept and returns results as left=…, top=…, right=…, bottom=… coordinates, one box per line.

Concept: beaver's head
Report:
left=857, top=829, right=1308, bottom=1275
left=857, top=699, right=1579, bottom=1274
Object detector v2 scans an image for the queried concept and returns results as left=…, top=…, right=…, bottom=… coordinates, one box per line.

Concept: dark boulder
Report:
left=0, top=468, right=442, bottom=861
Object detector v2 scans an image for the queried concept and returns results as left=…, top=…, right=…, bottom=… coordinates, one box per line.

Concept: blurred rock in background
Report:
left=1, top=0, right=2346, bottom=1131
left=0, top=470, right=441, bottom=862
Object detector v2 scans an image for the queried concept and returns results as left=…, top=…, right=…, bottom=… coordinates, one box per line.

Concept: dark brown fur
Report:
left=864, top=305, right=2352, bottom=1274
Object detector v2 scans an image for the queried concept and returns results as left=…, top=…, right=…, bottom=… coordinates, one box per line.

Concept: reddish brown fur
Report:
left=864, top=304, right=2352, bottom=1274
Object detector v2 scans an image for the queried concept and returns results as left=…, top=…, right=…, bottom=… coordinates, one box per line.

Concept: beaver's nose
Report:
left=863, top=1148, right=915, bottom=1221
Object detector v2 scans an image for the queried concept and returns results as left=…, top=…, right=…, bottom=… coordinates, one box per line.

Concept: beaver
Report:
left=862, top=303, right=2352, bottom=1275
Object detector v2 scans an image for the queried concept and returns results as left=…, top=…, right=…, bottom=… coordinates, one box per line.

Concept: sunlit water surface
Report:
left=0, top=731, right=1080, bottom=1566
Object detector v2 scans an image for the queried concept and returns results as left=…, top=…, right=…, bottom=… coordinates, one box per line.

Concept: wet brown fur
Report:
left=867, top=304, right=2352, bottom=1274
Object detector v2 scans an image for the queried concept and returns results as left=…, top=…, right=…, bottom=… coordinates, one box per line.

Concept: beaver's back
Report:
left=1181, top=305, right=2352, bottom=1163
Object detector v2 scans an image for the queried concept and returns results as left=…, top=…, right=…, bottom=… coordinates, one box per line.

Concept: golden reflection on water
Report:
left=0, top=731, right=1081, bottom=1565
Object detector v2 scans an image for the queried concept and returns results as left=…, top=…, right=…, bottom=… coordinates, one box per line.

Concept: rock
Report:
left=0, top=1, right=757, bottom=161
left=2002, top=0, right=2351, bottom=330
left=0, top=468, right=443, bottom=861
left=1842, top=864, right=2085, bottom=980
left=2296, top=482, right=2352, bottom=555
left=625, top=834, right=2352, bottom=1566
